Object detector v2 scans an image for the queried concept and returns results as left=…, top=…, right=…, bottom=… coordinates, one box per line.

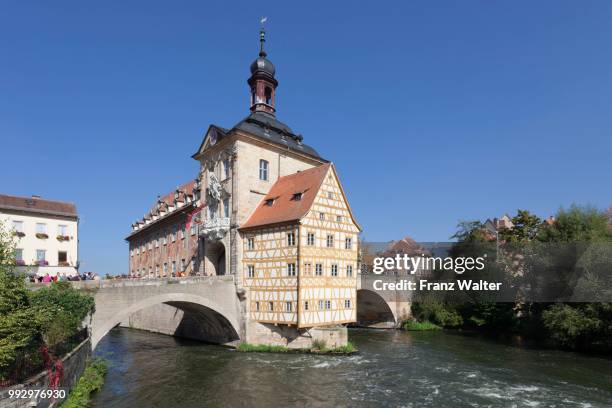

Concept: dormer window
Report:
left=292, top=192, right=302, bottom=201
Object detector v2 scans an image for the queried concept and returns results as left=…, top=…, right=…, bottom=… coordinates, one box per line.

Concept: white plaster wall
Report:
left=0, top=211, right=78, bottom=270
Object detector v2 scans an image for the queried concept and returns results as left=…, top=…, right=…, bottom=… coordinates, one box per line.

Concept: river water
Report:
left=92, top=328, right=612, bottom=407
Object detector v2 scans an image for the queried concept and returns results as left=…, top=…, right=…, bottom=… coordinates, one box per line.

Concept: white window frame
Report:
left=287, top=232, right=295, bottom=246
left=285, top=302, right=292, bottom=312
left=326, top=234, right=334, bottom=248
left=331, top=264, right=338, bottom=277
left=287, top=263, right=296, bottom=276
left=347, top=264, right=353, bottom=277
left=36, top=249, right=46, bottom=261
left=307, top=233, right=315, bottom=246
left=345, top=237, right=352, bottom=249
left=247, top=265, right=255, bottom=278
left=315, top=263, right=322, bottom=276
left=259, top=159, right=269, bottom=181
left=36, top=223, right=46, bottom=234
left=12, top=220, right=23, bottom=233
left=247, top=237, right=254, bottom=250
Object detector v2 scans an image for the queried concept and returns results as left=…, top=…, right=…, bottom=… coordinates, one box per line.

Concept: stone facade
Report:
left=124, top=29, right=359, bottom=347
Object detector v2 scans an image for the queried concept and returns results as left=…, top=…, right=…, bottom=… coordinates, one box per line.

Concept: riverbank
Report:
left=60, top=358, right=107, bottom=408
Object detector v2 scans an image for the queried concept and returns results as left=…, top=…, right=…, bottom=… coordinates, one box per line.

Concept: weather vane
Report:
left=260, top=16, right=267, bottom=28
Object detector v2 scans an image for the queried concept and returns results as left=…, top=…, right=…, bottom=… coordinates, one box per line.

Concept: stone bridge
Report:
left=356, top=273, right=414, bottom=328
left=71, top=276, right=242, bottom=349
left=66, top=274, right=411, bottom=348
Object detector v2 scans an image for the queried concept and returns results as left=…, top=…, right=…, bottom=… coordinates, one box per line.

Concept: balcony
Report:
left=200, top=217, right=230, bottom=241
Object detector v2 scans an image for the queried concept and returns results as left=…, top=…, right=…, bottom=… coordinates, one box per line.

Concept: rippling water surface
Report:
left=92, top=328, right=612, bottom=407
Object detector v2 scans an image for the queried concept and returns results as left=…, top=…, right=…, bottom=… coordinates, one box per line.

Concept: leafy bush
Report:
left=30, top=282, right=95, bottom=347
left=0, top=222, right=95, bottom=381
left=402, top=320, right=442, bottom=331
left=60, top=358, right=107, bottom=408
left=411, top=301, right=463, bottom=328
left=542, top=303, right=612, bottom=351
left=460, top=302, right=518, bottom=330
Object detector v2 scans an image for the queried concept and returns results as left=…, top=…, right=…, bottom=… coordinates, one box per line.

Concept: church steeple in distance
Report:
left=248, top=17, right=278, bottom=115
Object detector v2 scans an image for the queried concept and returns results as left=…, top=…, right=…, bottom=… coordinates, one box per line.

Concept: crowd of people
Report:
left=28, top=271, right=100, bottom=283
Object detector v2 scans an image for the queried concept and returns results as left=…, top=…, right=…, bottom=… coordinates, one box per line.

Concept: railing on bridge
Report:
left=27, top=275, right=235, bottom=290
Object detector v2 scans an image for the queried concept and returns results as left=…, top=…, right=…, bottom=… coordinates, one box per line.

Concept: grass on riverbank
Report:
left=60, top=358, right=107, bottom=408
left=402, top=320, right=442, bottom=331
left=236, top=341, right=358, bottom=354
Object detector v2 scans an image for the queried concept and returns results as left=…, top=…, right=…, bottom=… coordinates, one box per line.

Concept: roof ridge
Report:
left=0, top=193, right=75, bottom=206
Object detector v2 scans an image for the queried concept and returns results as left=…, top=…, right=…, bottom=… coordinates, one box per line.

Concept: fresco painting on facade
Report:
left=122, top=25, right=362, bottom=345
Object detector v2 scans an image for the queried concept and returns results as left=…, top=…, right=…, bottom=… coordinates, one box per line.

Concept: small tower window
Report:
left=251, top=87, right=257, bottom=105
left=265, top=87, right=272, bottom=105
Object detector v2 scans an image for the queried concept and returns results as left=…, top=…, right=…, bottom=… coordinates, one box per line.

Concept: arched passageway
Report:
left=355, top=289, right=397, bottom=328
left=91, top=292, right=240, bottom=348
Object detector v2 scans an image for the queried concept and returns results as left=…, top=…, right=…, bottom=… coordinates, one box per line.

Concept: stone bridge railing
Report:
left=65, top=275, right=234, bottom=290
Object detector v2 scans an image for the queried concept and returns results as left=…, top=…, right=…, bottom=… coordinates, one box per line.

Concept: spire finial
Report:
left=259, top=16, right=267, bottom=57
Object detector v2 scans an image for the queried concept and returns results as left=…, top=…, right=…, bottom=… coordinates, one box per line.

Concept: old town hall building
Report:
left=127, top=28, right=360, bottom=346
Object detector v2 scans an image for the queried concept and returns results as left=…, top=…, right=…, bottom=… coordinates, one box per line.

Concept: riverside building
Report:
left=127, top=27, right=360, bottom=346
left=0, top=193, right=79, bottom=277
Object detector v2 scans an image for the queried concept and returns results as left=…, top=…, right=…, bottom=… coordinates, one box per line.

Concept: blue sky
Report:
left=1, top=1, right=611, bottom=275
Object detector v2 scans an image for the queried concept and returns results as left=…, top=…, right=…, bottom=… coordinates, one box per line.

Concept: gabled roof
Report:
left=0, top=194, right=77, bottom=219
left=239, top=163, right=331, bottom=230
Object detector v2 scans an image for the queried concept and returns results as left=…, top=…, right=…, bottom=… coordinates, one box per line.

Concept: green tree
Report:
left=499, top=210, right=541, bottom=243
left=0, top=222, right=42, bottom=379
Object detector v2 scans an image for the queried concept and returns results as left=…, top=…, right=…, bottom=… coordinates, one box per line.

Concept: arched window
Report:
left=251, top=87, right=257, bottom=105
left=265, top=87, right=272, bottom=105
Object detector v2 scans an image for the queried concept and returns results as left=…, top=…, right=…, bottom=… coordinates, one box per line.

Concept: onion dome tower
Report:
left=248, top=25, right=278, bottom=115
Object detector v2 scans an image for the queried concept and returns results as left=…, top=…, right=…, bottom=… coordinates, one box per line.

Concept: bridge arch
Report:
left=356, top=289, right=398, bottom=328
left=91, top=291, right=240, bottom=349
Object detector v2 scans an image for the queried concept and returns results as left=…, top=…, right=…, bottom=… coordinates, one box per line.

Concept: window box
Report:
left=35, top=233, right=49, bottom=239
left=56, top=235, right=71, bottom=242
left=12, top=231, right=25, bottom=238
left=34, top=260, right=49, bottom=266
left=15, top=259, right=26, bottom=266
left=58, top=261, right=70, bottom=267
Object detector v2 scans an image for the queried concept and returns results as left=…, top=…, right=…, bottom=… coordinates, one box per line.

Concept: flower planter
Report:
left=57, top=235, right=71, bottom=242
left=34, top=260, right=49, bottom=266
left=12, top=231, right=25, bottom=238
left=15, top=259, right=26, bottom=266
left=58, top=261, right=70, bottom=267
left=36, top=233, right=49, bottom=239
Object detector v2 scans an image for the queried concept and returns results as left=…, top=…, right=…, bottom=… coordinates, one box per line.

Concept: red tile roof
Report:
left=0, top=194, right=77, bottom=218
left=240, top=163, right=331, bottom=230
left=148, top=180, right=196, bottom=215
